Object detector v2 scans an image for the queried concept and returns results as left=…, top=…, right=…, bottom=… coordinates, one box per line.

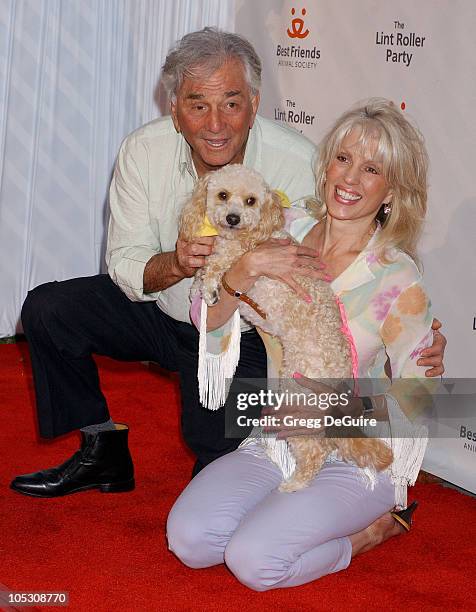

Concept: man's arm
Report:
left=143, top=252, right=183, bottom=294
left=143, top=237, right=214, bottom=294
left=106, top=135, right=164, bottom=301
left=108, top=130, right=216, bottom=300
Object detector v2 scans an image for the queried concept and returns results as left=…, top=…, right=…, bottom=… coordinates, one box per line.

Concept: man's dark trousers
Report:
left=21, top=274, right=267, bottom=468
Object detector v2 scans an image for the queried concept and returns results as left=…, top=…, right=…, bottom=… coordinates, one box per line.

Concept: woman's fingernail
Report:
left=324, top=274, right=333, bottom=282
left=304, top=295, right=312, bottom=303
left=293, top=372, right=303, bottom=379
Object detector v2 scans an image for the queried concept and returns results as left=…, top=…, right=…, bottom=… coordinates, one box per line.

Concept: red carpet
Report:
left=1, top=342, right=475, bottom=611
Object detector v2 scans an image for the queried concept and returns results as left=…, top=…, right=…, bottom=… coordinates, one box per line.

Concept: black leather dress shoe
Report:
left=10, top=424, right=134, bottom=497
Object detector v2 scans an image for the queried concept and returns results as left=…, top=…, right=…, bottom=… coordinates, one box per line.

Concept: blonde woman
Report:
left=168, top=99, right=437, bottom=590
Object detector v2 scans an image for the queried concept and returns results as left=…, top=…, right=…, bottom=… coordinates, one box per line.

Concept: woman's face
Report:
left=325, top=129, right=393, bottom=223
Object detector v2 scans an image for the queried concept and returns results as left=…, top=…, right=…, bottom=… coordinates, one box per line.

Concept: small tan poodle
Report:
left=180, top=164, right=393, bottom=491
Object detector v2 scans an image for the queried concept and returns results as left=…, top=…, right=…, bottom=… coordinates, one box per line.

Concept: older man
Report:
left=11, top=28, right=445, bottom=498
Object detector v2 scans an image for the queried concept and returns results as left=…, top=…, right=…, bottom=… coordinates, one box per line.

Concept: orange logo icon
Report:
left=287, top=7, right=310, bottom=39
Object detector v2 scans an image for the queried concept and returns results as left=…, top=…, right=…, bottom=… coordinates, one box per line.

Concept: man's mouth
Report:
left=204, top=139, right=229, bottom=149
left=335, top=187, right=362, bottom=203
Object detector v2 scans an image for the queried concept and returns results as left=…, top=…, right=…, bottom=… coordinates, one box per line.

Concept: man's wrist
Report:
left=143, top=251, right=186, bottom=293
left=170, top=251, right=187, bottom=280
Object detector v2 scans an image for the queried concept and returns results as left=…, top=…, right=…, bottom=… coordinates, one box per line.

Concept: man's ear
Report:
left=170, top=98, right=180, bottom=133
left=249, top=92, right=260, bottom=128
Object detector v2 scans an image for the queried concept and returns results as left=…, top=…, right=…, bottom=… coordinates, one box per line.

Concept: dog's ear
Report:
left=179, top=174, right=210, bottom=241
left=256, top=188, right=285, bottom=241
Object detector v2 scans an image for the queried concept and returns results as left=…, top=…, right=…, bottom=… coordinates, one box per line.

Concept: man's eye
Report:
left=246, top=196, right=256, bottom=206
left=227, top=102, right=238, bottom=109
left=218, top=191, right=228, bottom=201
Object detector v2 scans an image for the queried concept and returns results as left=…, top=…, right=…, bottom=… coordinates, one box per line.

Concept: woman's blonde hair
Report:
left=312, top=98, right=428, bottom=265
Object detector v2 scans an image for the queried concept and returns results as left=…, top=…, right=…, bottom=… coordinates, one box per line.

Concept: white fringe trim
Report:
left=386, top=393, right=429, bottom=509
left=197, top=299, right=241, bottom=410
left=240, top=432, right=296, bottom=479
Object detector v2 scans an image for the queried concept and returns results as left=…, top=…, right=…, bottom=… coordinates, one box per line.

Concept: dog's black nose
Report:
left=226, top=213, right=240, bottom=226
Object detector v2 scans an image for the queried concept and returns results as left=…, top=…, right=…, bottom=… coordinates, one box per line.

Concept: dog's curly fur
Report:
left=180, top=164, right=393, bottom=492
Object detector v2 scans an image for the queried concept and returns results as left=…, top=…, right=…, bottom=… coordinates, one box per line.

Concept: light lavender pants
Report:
left=167, top=443, right=396, bottom=591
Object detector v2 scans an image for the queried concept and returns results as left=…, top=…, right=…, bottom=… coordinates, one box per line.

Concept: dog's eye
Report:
left=218, top=191, right=228, bottom=201
left=245, top=196, right=256, bottom=206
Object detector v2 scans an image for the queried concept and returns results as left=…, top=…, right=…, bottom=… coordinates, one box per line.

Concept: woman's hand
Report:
left=417, top=318, right=447, bottom=377
left=238, top=237, right=329, bottom=302
left=206, top=237, right=327, bottom=330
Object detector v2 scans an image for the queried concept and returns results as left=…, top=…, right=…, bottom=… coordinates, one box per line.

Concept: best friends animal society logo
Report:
left=276, top=6, right=321, bottom=70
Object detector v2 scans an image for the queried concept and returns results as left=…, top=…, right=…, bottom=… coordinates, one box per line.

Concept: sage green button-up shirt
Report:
left=106, top=114, right=316, bottom=323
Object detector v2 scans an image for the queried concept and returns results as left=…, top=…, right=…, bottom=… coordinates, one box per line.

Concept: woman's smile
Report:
left=334, top=186, right=362, bottom=205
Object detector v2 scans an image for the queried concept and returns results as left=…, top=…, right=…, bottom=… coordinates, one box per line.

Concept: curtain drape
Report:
left=0, top=0, right=234, bottom=336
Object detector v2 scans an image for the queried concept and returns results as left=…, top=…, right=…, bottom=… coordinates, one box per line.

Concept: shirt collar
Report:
left=243, top=119, right=259, bottom=169
left=331, top=223, right=381, bottom=294
left=178, top=135, right=197, bottom=179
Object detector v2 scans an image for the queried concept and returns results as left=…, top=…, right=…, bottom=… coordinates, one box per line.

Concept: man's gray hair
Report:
left=162, top=27, right=262, bottom=100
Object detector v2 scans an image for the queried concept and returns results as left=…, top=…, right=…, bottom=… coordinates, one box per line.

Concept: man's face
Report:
left=170, top=59, right=260, bottom=177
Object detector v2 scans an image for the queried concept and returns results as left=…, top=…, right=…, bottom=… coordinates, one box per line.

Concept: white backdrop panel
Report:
left=0, top=0, right=234, bottom=337
left=235, top=0, right=476, bottom=491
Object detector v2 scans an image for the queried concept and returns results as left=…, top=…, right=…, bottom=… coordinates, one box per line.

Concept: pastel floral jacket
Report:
left=192, top=209, right=435, bottom=507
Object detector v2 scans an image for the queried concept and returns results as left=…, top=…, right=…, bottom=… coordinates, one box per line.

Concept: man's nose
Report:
left=206, top=108, right=225, bottom=133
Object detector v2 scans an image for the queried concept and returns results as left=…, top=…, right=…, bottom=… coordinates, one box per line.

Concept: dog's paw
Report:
left=203, top=288, right=219, bottom=306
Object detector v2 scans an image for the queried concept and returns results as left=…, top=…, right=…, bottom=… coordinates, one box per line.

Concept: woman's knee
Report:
left=166, top=504, right=221, bottom=569
left=224, top=534, right=285, bottom=592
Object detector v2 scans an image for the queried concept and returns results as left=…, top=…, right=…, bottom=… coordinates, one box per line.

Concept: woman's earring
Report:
left=383, top=203, right=392, bottom=215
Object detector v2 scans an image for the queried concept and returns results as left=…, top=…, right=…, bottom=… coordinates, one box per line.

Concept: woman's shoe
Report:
left=391, top=500, right=418, bottom=532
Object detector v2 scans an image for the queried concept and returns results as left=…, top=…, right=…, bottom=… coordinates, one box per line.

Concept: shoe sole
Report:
left=10, top=479, right=135, bottom=498
left=390, top=512, right=411, bottom=532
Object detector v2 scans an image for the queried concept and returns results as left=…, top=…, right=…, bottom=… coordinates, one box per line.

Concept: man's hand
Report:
left=143, top=236, right=215, bottom=294
left=417, top=318, right=447, bottom=377
left=174, top=236, right=215, bottom=278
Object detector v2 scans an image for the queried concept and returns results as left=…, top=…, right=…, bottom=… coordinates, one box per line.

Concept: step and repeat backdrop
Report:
left=235, top=0, right=476, bottom=492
